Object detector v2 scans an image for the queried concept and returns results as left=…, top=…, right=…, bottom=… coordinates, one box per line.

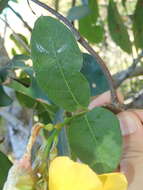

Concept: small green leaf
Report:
left=36, top=103, right=53, bottom=123
left=10, top=33, right=30, bottom=55
left=67, top=107, right=122, bottom=174
left=79, top=0, right=104, bottom=43
left=7, top=65, right=59, bottom=120
left=16, top=92, right=36, bottom=108
left=133, top=0, right=143, bottom=49
left=0, top=68, right=8, bottom=84
left=11, top=54, right=30, bottom=61
left=0, top=85, right=13, bottom=107
left=122, top=0, right=127, bottom=8
left=81, top=54, right=109, bottom=96
left=108, top=0, right=132, bottom=54
left=11, top=0, right=18, bottom=2
left=31, top=16, right=90, bottom=112
left=0, top=0, right=9, bottom=13
left=0, top=151, right=12, bottom=189
left=67, top=5, right=90, bottom=21
left=8, top=75, right=50, bottom=104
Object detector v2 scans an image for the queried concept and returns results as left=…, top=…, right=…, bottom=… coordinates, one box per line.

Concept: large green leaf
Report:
left=79, top=0, right=104, bottom=43
left=67, top=107, right=122, bottom=174
left=31, top=16, right=90, bottom=112
left=81, top=53, right=109, bottom=96
left=67, top=5, right=90, bottom=21
left=0, top=151, right=12, bottom=189
left=133, top=0, right=143, bottom=49
left=0, top=85, right=13, bottom=107
left=108, top=0, right=132, bottom=54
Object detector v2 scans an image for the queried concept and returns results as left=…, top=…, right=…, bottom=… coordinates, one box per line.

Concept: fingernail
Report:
left=117, top=113, right=138, bottom=136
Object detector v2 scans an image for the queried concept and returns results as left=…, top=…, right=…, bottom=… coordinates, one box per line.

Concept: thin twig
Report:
left=8, top=5, right=32, bottom=32
left=2, top=15, right=7, bottom=44
left=0, top=17, right=31, bottom=53
left=71, top=0, right=76, bottom=26
left=30, top=0, right=119, bottom=107
left=27, top=0, right=37, bottom=15
left=114, top=50, right=143, bottom=87
left=55, top=0, right=60, bottom=11
left=72, top=0, right=76, bottom=7
left=131, top=50, right=143, bottom=70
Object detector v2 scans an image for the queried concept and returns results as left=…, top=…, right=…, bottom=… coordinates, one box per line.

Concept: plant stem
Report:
left=8, top=5, right=32, bottom=32
left=72, top=0, right=76, bottom=7
left=71, top=0, right=76, bottom=26
left=30, top=0, right=120, bottom=107
left=0, top=17, right=31, bottom=53
left=44, top=129, right=59, bottom=158
left=55, top=0, right=60, bottom=11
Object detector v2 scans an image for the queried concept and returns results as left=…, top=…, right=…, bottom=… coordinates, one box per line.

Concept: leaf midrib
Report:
left=84, top=115, right=97, bottom=144
left=52, top=42, right=81, bottom=108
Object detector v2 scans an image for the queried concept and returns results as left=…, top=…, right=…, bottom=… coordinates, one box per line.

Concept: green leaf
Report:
left=37, top=103, right=52, bottom=124
left=108, top=0, right=132, bottom=54
left=67, top=5, right=90, bottom=21
left=16, top=92, right=36, bottom=108
left=81, top=53, right=109, bottom=96
left=31, top=16, right=90, bottom=112
left=67, top=107, right=122, bottom=174
left=0, top=68, right=8, bottom=84
left=7, top=62, right=58, bottom=120
left=0, top=151, right=12, bottom=189
left=11, top=54, right=30, bottom=61
left=10, top=60, right=50, bottom=102
left=0, top=85, right=13, bottom=107
left=11, top=0, right=18, bottom=2
left=122, top=0, right=127, bottom=8
left=8, top=76, right=50, bottom=104
left=79, top=0, right=104, bottom=43
left=0, top=0, right=9, bottom=13
left=133, top=0, right=143, bottom=49
left=16, top=91, right=57, bottom=120
left=10, top=33, right=30, bottom=55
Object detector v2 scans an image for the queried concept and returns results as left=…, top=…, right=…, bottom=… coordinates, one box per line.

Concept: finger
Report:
left=118, top=111, right=143, bottom=186
left=128, top=109, right=143, bottom=123
left=117, top=111, right=141, bottom=136
left=88, top=90, right=124, bottom=110
left=119, top=122, right=143, bottom=187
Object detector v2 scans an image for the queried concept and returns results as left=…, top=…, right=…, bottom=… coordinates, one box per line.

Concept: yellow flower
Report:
left=49, top=156, right=127, bottom=190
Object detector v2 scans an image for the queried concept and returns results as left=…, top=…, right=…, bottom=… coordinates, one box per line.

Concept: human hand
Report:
left=118, top=109, right=143, bottom=190
left=89, top=91, right=143, bottom=190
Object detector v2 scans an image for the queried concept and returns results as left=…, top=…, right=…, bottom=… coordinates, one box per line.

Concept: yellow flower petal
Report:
left=49, top=156, right=103, bottom=190
left=99, top=172, right=128, bottom=190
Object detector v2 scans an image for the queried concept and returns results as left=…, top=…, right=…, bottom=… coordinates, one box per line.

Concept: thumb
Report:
left=117, top=111, right=143, bottom=187
left=117, top=111, right=140, bottom=136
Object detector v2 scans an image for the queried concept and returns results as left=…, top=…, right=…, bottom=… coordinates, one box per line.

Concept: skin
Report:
left=89, top=91, right=143, bottom=190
